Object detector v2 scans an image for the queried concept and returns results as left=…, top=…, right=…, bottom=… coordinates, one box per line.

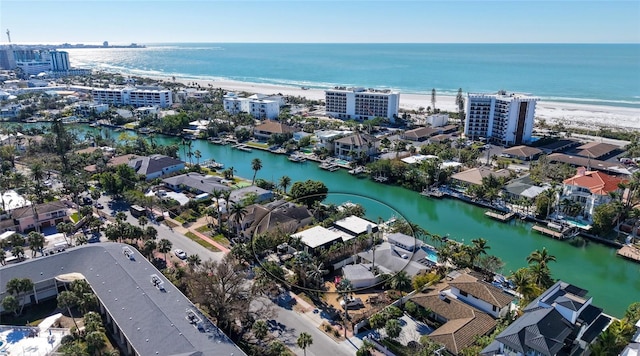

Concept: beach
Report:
left=164, top=76, right=640, bottom=131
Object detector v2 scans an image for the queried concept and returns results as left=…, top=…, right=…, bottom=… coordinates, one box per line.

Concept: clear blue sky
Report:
left=1, top=1, right=639, bottom=44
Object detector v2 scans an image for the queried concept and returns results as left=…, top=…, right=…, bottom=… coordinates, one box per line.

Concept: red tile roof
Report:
left=563, top=168, right=625, bottom=195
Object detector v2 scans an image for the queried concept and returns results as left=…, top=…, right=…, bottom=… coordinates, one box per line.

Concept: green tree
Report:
left=385, top=319, right=402, bottom=340
left=297, top=332, right=313, bottom=356
left=279, top=175, right=291, bottom=194
left=143, top=239, right=157, bottom=260
left=252, top=319, right=269, bottom=343
left=85, top=331, right=107, bottom=355
left=27, top=231, right=45, bottom=257
left=431, top=88, right=437, bottom=112
left=83, top=312, right=105, bottom=333
left=186, top=254, right=202, bottom=270
left=6, top=277, right=34, bottom=314
left=388, top=271, right=412, bottom=298
left=527, top=247, right=556, bottom=270
left=251, top=158, right=262, bottom=185
left=158, top=238, right=172, bottom=261
left=2, top=295, right=20, bottom=316
left=625, top=302, right=640, bottom=324
left=336, top=278, right=354, bottom=338
left=290, top=179, right=329, bottom=208
left=368, top=312, right=387, bottom=331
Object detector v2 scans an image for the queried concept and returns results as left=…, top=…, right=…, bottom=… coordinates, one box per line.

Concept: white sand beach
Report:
left=163, top=76, right=640, bottom=131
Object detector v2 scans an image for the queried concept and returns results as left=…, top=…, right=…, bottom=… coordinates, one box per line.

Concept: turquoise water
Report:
left=76, top=126, right=639, bottom=317
left=66, top=43, right=640, bottom=108
left=423, top=246, right=438, bottom=263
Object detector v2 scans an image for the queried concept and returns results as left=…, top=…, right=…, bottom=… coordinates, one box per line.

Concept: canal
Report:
left=70, top=125, right=640, bottom=316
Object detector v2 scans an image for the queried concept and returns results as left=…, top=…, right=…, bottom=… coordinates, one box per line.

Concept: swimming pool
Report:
left=423, top=247, right=438, bottom=263
left=334, top=159, right=350, bottom=165
left=563, top=218, right=592, bottom=230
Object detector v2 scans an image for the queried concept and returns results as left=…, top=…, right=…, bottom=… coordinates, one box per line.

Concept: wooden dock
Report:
left=617, top=245, right=640, bottom=263
left=532, top=225, right=566, bottom=239
left=421, top=189, right=444, bottom=199
left=485, top=211, right=516, bottom=222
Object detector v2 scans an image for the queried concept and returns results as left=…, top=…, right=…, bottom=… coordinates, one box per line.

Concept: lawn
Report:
left=1, top=298, right=59, bottom=326
left=70, top=212, right=80, bottom=223
left=246, top=141, right=269, bottom=149
left=195, top=225, right=212, bottom=233
left=184, top=231, right=221, bottom=252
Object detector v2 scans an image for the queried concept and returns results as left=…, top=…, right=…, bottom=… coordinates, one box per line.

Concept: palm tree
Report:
left=510, top=268, right=540, bottom=306
left=527, top=247, right=556, bottom=270
left=336, top=278, right=354, bottom=338
left=251, top=158, right=262, bottom=185
left=229, top=202, right=247, bottom=236
left=252, top=319, right=269, bottom=343
left=279, top=175, right=291, bottom=194
left=158, top=238, right=172, bottom=261
left=138, top=215, right=148, bottom=228
left=194, top=149, right=202, bottom=166
left=307, top=261, right=327, bottom=289
left=186, top=254, right=202, bottom=270
left=385, top=319, right=402, bottom=340
left=143, top=239, right=157, bottom=260
left=6, top=278, right=34, bottom=314
left=30, top=162, right=45, bottom=184
left=210, top=189, right=223, bottom=232
left=57, top=291, right=79, bottom=328
left=388, top=271, right=412, bottom=298
left=470, top=238, right=490, bottom=267
left=0, top=249, right=5, bottom=266
left=27, top=231, right=45, bottom=257
left=297, top=332, right=313, bottom=356
left=85, top=331, right=107, bottom=355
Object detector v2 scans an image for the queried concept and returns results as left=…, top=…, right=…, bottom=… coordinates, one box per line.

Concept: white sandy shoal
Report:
left=160, top=76, right=640, bottom=130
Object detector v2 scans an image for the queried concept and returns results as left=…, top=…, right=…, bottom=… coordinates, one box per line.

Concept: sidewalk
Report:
left=162, top=215, right=230, bottom=254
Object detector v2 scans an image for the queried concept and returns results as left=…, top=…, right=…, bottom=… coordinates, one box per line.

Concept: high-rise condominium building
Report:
left=50, top=50, right=70, bottom=71
left=92, top=88, right=173, bottom=108
left=465, top=91, right=539, bottom=146
left=325, top=87, right=400, bottom=122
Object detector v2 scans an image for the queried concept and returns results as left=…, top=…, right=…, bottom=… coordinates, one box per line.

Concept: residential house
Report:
left=575, top=142, right=621, bottom=160
left=429, top=134, right=452, bottom=144
left=128, top=154, right=185, bottom=181
left=561, top=167, right=626, bottom=221
left=447, top=272, right=514, bottom=318
left=424, top=113, right=449, bottom=127
left=253, top=120, right=296, bottom=141
left=343, top=264, right=378, bottom=289
left=314, top=130, right=351, bottom=152
left=229, top=186, right=273, bottom=205
left=501, top=145, right=542, bottom=161
left=387, top=232, right=418, bottom=251
left=412, top=282, right=498, bottom=355
left=84, top=154, right=139, bottom=173
left=10, top=201, right=69, bottom=233
left=237, top=202, right=312, bottom=237
left=482, top=281, right=612, bottom=356
left=502, top=175, right=549, bottom=203
left=162, top=173, right=230, bottom=195
left=450, top=167, right=511, bottom=187
left=357, top=240, right=435, bottom=277
left=333, top=215, right=378, bottom=238
left=293, top=225, right=345, bottom=253
left=547, top=153, right=632, bottom=176
left=334, top=133, right=379, bottom=160
left=402, top=127, right=439, bottom=142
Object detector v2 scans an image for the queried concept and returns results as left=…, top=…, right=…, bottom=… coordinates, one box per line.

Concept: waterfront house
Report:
left=229, top=186, right=273, bottom=205
left=253, top=120, right=296, bottom=141
left=387, top=232, right=418, bottom=251
left=342, top=264, right=378, bottom=289
left=84, top=153, right=139, bottom=173
left=561, top=167, right=626, bottom=221
left=447, top=271, right=514, bottom=318
left=412, top=281, right=498, bottom=355
left=9, top=201, right=69, bottom=233
left=502, top=175, right=549, bottom=203
left=500, top=145, right=542, bottom=161
left=0, top=243, right=246, bottom=355
left=313, top=130, right=351, bottom=152
left=547, top=153, right=632, bottom=176
left=481, top=281, right=612, bottom=356
left=333, top=133, right=379, bottom=160
left=333, top=215, right=378, bottom=237
left=450, top=167, right=511, bottom=188
left=128, top=154, right=185, bottom=181
left=237, top=202, right=312, bottom=236
left=293, top=225, right=345, bottom=253
left=162, top=172, right=230, bottom=195
left=357, top=241, right=433, bottom=277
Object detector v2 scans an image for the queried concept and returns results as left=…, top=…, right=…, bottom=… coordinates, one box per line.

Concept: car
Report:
left=174, top=249, right=187, bottom=259
left=94, top=202, right=104, bottom=209
left=339, top=297, right=364, bottom=309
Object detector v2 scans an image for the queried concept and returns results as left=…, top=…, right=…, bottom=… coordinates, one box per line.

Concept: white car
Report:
left=174, top=249, right=187, bottom=259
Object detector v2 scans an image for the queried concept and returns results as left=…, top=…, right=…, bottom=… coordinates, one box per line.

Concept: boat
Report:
left=208, top=137, right=227, bottom=145
left=137, top=127, right=155, bottom=134
left=288, top=153, right=307, bottom=163
left=208, top=162, right=224, bottom=169
left=348, top=166, right=366, bottom=175
left=319, top=161, right=340, bottom=171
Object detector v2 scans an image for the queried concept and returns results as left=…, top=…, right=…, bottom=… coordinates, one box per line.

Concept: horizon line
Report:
left=2, top=41, right=639, bottom=46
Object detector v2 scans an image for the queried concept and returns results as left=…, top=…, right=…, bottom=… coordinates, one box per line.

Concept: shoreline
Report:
left=137, top=73, right=640, bottom=131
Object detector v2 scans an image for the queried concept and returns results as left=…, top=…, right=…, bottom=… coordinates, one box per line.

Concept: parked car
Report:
left=94, top=202, right=104, bottom=209
left=340, top=297, right=364, bottom=309
left=174, top=249, right=187, bottom=259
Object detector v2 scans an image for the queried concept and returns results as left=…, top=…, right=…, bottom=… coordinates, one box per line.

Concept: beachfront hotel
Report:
left=464, top=91, right=539, bottom=146
left=324, top=87, right=400, bottom=122
left=91, top=87, right=173, bottom=108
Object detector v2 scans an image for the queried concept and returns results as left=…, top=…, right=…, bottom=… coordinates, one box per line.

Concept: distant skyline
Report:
left=1, top=1, right=639, bottom=44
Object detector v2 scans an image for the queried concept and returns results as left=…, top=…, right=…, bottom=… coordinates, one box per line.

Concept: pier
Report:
left=485, top=211, right=516, bottom=222
left=532, top=225, right=578, bottom=240
left=617, top=245, right=640, bottom=263
left=421, top=188, right=444, bottom=199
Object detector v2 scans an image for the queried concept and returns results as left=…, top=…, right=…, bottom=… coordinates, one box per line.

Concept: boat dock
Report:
left=232, top=144, right=252, bottom=152
left=421, top=188, right=444, bottom=199
left=617, top=245, right=640, bottom=263
left=348, top=166, right=366, bottom=175
left=485, top=211, right=516, bottom=222
left=532, top=224, right=578, bottom=240
left=319, top=161, right=340, bottom=171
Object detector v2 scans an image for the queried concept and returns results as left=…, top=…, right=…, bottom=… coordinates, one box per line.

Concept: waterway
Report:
left=36, top=124, right=640, bottom=317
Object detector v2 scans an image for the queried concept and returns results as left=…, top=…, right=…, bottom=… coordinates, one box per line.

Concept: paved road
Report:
left=95, top=194, right=226, bottom=263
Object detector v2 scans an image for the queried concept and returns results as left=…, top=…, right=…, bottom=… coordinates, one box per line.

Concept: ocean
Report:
left=66, top=43, right=640, bottom=108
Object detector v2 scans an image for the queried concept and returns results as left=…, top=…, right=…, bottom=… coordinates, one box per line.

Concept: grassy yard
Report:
left=184, top=231, right=221, bottom=252
left=195, top=225, right=212, bottom=233
left=246, top=141, right=269, bottom=149
left=70, top=212, right=80, bottom=223
left=1, top=298, right=59, bottom=326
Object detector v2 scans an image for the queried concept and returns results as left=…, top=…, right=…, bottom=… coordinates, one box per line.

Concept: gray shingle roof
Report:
left=162, top=173, right=230, bottom=193
left=0, top=243, right=245, bottom=356
left=128, top=154, right=184, bottom=176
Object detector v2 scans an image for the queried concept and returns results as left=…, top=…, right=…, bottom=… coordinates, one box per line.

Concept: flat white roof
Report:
left=293, top=226, right=342, bottom=248
left=401, top=155, right=438, bottom=165
left=334, top=215, right=377, bottom=236
left=0, top=231, right=16, bottom=241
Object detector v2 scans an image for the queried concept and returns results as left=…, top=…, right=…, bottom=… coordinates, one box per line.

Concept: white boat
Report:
left=232, top=144, right=252, bottom=152
left=288, top=153, right=307, bottom=163
left=348, top=166, right=366, bottom=175
left=320, top=161, right=340, bottom=171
